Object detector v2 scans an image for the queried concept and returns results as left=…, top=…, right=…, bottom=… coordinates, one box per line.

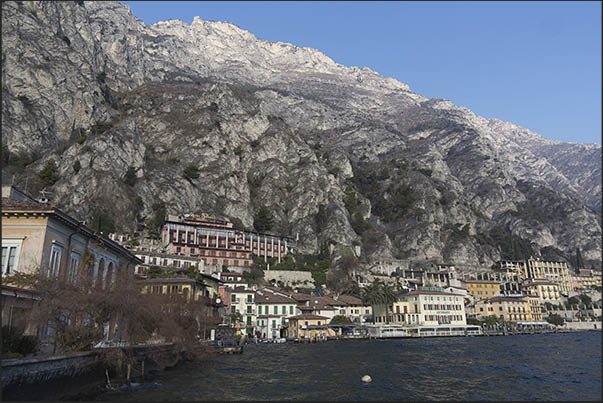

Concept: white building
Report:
left=230, top=287, right=256, bottom=334
left=374, top=289, right=467, bottom=328
left=255, top=289, right=297, bottom=339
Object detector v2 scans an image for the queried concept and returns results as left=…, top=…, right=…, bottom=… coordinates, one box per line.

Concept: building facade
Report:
left=1, top=197, right=141, bottom=341
left=374, top=290, right=467, bottom=327
left=523, top=280, right=561, bottom=304
left=134, top=250, right=207, bottom=275
left=255, top=290, right=297, bottom=339
left=464, top=279, right=501, bottom=299
left=161, top=214, right=295, bottom=270
left=525, top=259, right=573, bottom=295
left=230, top=287, right=257, bottom=333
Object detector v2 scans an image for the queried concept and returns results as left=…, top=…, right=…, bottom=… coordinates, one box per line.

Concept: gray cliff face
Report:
left=2, top=1, right=601, bottom=269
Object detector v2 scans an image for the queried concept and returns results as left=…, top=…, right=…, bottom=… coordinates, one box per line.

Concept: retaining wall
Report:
left=561, top=321, right=602, bottom=331
left=264, top=270, right=314, bottom=287
left=1, top=343, right=181, bottom=401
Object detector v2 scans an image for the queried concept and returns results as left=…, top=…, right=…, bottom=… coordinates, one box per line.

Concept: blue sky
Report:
left=123, top=1, right=601, bottom=145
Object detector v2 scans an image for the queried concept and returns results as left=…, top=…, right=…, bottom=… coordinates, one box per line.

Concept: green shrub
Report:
left=330, top=315, right=352, bottom=324
left=135, top=196, right=144, bottom=210
left=88, top=120, right=113, bottom=135
left=254, top=205, right=274, bottom=232
left=183, top=163, right=200, bottom=181
left=39, top=158, right=59, bottom=186
left=148, top=201, right=166, bottom=239
left=327, top=167, right=340, bottom=177
left=124, top=166, right=137, bottom=186
left=96, top=71, right=106, bottom=84
left=89, top=206, right=116, bottom=234
left=17, top=95, right=34, bottom=110
left=1, top=326, right=39, bottom=358
left=546, top=313, right=565, bottom=326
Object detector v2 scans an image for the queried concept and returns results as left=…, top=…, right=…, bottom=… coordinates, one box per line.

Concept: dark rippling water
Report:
left=96, top=332, right=602, bottom=401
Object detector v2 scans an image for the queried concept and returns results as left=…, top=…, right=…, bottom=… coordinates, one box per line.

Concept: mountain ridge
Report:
left=2, top=1, right=601, bottom=272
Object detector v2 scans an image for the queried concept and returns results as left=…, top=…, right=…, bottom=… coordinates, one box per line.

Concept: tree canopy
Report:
left=253, top=204, right=274, bottom=232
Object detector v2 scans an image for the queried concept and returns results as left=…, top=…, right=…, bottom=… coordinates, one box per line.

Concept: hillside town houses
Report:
left=2, top=184, right=601, bottom=348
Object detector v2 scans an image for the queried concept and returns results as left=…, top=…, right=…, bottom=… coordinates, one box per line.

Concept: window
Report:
left=258, top=305, right=262, bottom=315
left=1, top=239, right=22, bottom=276
left=282, top=306, right=286, bottom=315
left=49, top=243, right=63, bottom=277
left=247, top=295, right=253, bottom=303
left=246, top=316, right=251, bottom=326
left=290, top=306, right=294, bottom=315
left=272, top=320, right=276, bottom=329
left=231, top=294, right=237, bottom=302
left=68, top=252, right=80, bottom=283
left=247, top=306, right=252, bottom=314
left=273, top=306, right=277, bottom=314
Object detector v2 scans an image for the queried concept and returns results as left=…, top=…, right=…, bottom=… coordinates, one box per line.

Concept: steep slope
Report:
left=2, top=1, right=601, bottom=270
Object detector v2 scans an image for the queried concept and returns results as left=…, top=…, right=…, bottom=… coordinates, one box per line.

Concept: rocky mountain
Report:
left=2, top=1, right=601, bottom=272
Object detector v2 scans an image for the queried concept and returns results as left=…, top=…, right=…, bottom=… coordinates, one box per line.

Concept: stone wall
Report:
left=561, top=321, right=602, bottom=331
left=264, top=270, right=314, bottom=288
left=1, top=343, right=182, bottom=401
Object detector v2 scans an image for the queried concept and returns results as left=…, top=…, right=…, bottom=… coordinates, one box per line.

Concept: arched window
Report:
left=96, top=258, right=105, bottom=289
left=105, top=262, right=114, bottom=290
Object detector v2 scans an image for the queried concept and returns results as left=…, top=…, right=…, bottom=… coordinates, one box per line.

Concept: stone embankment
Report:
left=1, top=343, right=198, bottom=401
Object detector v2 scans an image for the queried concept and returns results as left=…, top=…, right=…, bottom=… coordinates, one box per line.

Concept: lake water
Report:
left=96, top=332, right=602, bottom=401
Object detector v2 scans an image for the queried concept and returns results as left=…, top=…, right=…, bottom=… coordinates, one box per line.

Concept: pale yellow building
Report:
left=375, top=290, right=467, bottom=327
left=464, top=279, right=501, bottom=299
left=286, top=314, right=338, bottom=340
left=572, top=270, right=602, bottom=290
left=523, top=280, right=561, bottom=304
left=471, top=296, right=534, bottom=322
left=527, top=295, right=543, bottom=321
left=525, top=259, right=573, bottom=295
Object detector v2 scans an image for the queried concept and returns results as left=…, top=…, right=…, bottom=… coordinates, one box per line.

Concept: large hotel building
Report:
left=161, top=214, right=295, bottom=270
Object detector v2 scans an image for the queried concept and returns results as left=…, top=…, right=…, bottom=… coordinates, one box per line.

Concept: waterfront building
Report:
left=1, top=195, right=140, bottom=343
left=139, top=277, right=224, bottom=338
left=464, top=279, right=501, bottom=299
left=527, top=294, right=543, bottom=321
left=296, top=296, right=338, bottom=322
left=522, top=280, right=561, bottom=304
left=332, top=294, right=373, bottom=322
left=374, top=290, right=467, bottom=327
left=255, top=289, right=297, bottom=339
left=161, top=214, right=295, bottom=270
left=471, top=296, right=534, bottom=322
left=230, top=287, right=257, bottom=334
left=286, top=314, right=338, bottom=340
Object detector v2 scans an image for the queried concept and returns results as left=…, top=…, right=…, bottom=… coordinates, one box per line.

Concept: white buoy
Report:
left=361, top=375, right=372, bottom=383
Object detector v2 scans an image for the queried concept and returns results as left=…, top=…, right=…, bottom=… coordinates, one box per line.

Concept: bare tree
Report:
left=6, top=253, right=218, bottom=357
